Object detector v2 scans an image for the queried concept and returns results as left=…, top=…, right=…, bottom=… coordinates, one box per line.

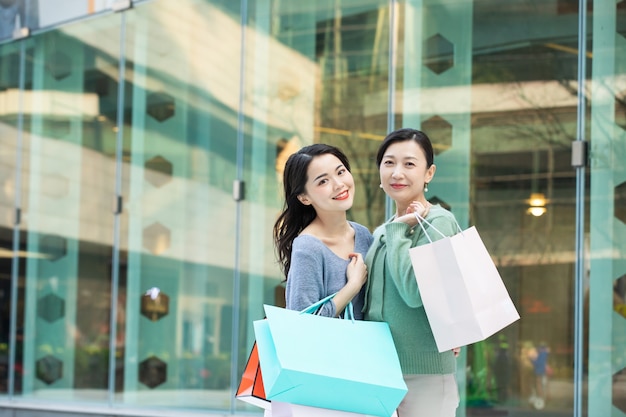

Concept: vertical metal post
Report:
left=230, top=0, right=248, bottom=412
left=385, top=0, right=398, bottom=220
left=108, top=11, right=127, bottom=404
left=573, top=0, right=588, bottom=416
left=8, top=39, right=26, bottom=400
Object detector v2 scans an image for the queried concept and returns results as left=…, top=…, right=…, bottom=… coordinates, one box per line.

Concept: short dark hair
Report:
left=376, top=128, right=434, bottom=168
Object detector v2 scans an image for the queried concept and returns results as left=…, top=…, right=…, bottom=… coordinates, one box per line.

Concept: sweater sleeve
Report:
left=285, top=238, right=337, bottom=317
left=382, top=222, right=424, bottom=308
left=383, top=213, right=460, bottom=308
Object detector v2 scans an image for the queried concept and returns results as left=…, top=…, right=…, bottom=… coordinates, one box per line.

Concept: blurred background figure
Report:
left=530, top=341, right=551, bottom=410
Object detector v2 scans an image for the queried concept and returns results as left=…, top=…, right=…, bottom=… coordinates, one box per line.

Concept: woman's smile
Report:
left=334, top=190, right=350, bottom=200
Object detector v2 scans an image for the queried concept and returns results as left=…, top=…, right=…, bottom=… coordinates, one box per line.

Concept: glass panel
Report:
left=468, top=3, right=581, bottom=415
left=398, top=0, right=584, bottom=415
left=0, top=1, right=621, bottom=416
left=16, top=14, right=122, bottom=401
left=588, top=1, right=626, bottom=416
left=0, top=41, right=24, bottom=395
left=472, top=2, right=583, bottom=415
left=239, top=0, right=389, bottom=412
left=116, top=0, right=241, bottom=411
left=398, top=1, right=473, bottom=413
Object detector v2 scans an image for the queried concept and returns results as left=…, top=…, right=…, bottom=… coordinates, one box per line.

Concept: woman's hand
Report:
left=452, top=347, right=461, bottom=357
left=345, top=253, right=367, bottom=291
left=408, top=201, right=430, bottom=219
left=333, top=253, right=368, bottom=317
left=395, top=201, right=431, bottom=226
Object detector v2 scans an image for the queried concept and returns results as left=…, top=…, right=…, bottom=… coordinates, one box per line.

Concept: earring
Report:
left=379, top=184, right=383, bottom=188
left=424, top=183, right=429, bottom=193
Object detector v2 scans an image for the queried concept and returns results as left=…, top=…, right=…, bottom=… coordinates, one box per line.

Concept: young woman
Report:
left=364, top=128, right=460, bottom=416
left=273, top=143, right=373, bottom=318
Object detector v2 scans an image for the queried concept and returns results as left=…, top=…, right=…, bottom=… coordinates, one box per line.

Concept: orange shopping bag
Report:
left=236, top=342, right=270, bottom=410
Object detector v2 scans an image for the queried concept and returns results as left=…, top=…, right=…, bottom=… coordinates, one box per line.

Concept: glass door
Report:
left=115, top=0, right=243, bottom=411
left=395, top=0, right=585, bottom=415
left=588, top=1, right=626, bottom=416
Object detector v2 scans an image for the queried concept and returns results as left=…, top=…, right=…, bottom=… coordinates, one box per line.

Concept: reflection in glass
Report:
left=11, top=13, right=123, bottom=400
left=237, top=1, right=390, bottom=413
left=116, top=0, right=242, bottom=410
left=0, top=41, right=24, bottom=395
left=0, top=0, right=623, bottom=415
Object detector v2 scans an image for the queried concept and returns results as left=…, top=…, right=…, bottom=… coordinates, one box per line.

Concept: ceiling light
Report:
left=527, top=192, right=547, bottom=217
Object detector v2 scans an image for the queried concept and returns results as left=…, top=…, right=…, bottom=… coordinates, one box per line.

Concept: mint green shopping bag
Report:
left=253, top=295, right=407, bottom=417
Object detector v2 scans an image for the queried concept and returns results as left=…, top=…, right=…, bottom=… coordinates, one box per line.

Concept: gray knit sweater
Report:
left=364, top=205, right=458, bottom=374
left=285, top=221, right=373, bottom=319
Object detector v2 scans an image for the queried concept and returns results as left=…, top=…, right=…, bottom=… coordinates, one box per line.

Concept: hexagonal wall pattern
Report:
left=141, top=287, right=170, bottom=321
left=423, top=34, right=454, bottom=74
left=145, top=155, right=173, bottom=187
left=45, top=51, right=72, bottom=81
left=143, top=222, right=171, bottom=255
left=36, top=355, right=63, bottom=385
left=421, top=116, right=452, bottom=155
left=139, top=356, right=167, bottom=388
left=147, top=92, right=175, bottom=122
left=39, top=234, right=67, bottom=261
left=616, top=181, right=626, bottom=225
left=616, top=275, right=626, bottom=319
left=37, top=293, right=65, bottom=323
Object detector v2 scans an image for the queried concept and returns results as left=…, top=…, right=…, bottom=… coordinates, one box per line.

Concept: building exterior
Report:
left=0, top=0, right=624, bottom=416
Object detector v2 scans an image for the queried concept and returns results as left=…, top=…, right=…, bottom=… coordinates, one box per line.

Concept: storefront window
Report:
left=0, top=41, right=25, bottom=395
left=588, top=2, right=626, bottom=416
left=238, top=0, right=390, bottom=412
left=116, top=0, right=243, bottom=410
left=13, top=13, right=122, bottom=401
left=396, top=0, right=586, bottom=415
left=0, top=0, right=624, bottom=416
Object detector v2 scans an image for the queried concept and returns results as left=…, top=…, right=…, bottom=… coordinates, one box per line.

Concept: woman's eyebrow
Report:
left=313, top=172, right=328, bottom=182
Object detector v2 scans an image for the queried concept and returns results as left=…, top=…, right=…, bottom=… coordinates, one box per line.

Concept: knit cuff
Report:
left=384, top=221, right=412, bottom=239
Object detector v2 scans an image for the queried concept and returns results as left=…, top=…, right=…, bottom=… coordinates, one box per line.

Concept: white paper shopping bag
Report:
left=409, top=221, right=520, bottom=352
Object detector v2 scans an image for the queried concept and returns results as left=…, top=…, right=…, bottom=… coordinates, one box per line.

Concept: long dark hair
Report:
left=273, top=143, right=351, bottom=278
left=376, top=128, right=434, bottom=168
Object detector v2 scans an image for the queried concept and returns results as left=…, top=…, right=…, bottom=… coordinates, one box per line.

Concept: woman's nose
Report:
left=332, top=176, right=344, bottom=188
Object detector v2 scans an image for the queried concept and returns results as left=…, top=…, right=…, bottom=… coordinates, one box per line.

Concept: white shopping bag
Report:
left=268, top=402, right=398, bottom=417
left=409, top=220, right=520, bottom=352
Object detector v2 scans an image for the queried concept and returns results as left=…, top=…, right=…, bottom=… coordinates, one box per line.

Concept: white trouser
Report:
left=397, top=374, right=459, bottom=417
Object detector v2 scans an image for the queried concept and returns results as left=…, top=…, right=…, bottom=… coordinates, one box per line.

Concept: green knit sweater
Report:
left=364, top=205, right=458, bottom=375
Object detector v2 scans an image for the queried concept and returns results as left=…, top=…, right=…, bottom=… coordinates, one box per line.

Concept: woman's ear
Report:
left=298, top=194, right=310, bottom=205
left=425, top=164, right=436, bottom=183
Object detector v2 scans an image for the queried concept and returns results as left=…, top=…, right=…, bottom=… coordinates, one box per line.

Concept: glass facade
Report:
left=0, top=0, right=624, bottom=416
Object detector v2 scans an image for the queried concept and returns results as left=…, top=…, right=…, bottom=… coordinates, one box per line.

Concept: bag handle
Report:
left=300, top=293, right=337, bottom=314
left=414, top=213, right=462, bottom=243
left=343, top=301, right=355, bottom=322
left=300, top=293, right=355, bottom=322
